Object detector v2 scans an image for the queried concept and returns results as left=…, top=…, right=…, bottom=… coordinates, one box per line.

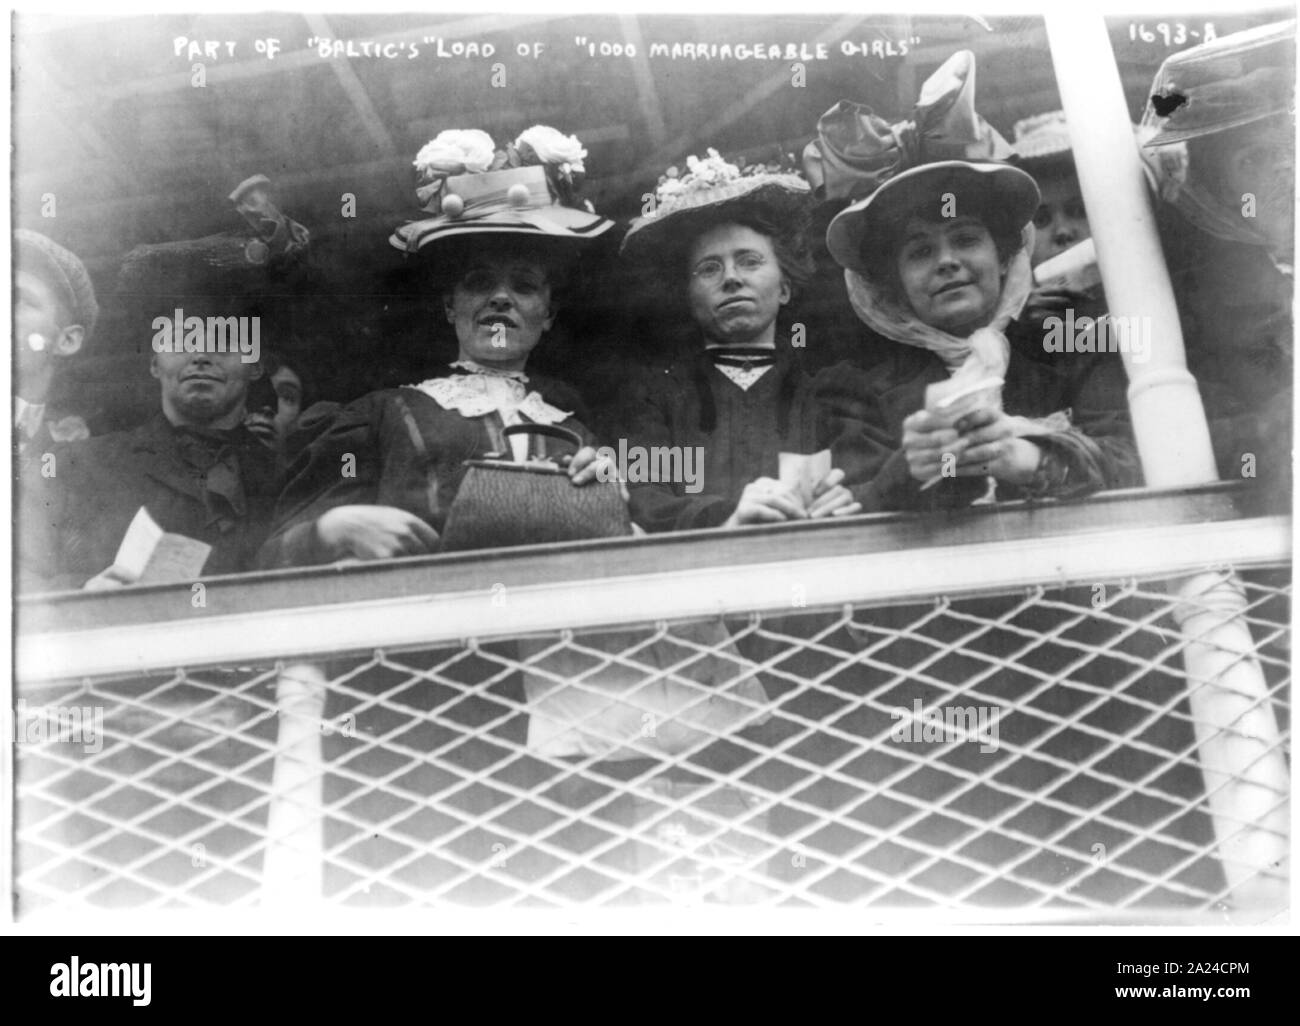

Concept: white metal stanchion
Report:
left=263, top=661, right=328, bottom=906
left=1046, top=13, right=1289, bottom=911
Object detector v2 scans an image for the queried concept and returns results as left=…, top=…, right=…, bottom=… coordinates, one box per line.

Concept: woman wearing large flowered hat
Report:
left=261, top=125, right=618, bottom=566
left=811, top=50, right=1141, bottom=509
left=616, top=148, right=861, bottom=532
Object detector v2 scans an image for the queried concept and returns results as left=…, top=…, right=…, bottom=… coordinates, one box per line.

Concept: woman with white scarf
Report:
left=806, top=51, right=1142, bottom=509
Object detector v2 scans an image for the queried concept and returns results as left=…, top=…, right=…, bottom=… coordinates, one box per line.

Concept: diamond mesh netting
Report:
left=13, top=563, right=1289, bottom=916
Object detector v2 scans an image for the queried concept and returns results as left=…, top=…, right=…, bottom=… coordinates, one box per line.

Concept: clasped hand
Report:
left=901, top=407, right=1042, bottom=486
left=725, top=468, right=861, bottom=528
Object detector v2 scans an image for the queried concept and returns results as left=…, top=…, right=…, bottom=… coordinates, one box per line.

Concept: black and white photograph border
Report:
left=4, top=0, right=1294, bottom=930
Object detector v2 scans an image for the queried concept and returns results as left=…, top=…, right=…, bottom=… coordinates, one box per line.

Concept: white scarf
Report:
left=844, top=225, right=1036, bottom=374
left=844, top=225, right=1073, bottom=463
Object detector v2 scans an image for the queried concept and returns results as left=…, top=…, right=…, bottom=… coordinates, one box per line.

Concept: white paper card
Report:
left=111, top=507, right=212, bottom=585
left=1032, top=237, right=1102, bottom=293
left=779, top=449, right=832, bottom=509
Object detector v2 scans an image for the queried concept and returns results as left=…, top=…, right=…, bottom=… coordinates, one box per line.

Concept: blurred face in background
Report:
left=271, top=365, right=303, bottom=438
left=14, top=269, right=82, bottom=400
left=1192, top=116, right=1295, bottom=258
left=1030, top=168, right=1091, bottom=266
left=245, top=363, right=303, bottom=449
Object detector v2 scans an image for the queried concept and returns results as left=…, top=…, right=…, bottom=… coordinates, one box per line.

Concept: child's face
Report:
left=1031, top=170, right=1090, bottom=267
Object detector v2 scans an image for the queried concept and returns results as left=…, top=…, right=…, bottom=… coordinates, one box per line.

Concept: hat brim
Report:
left=116, top=233, right=285, bottom=300
left=390, top=207, right=615, bottom=254
left=825, top=161, right=1040, bottom=275
left=1143, top=107, right=1291, bottom=147
left=1142, top=21, right=1295, bottom=147
left=619, top=176, right=811, bottom=263
left=1017, top=142, right=1075, bottom=165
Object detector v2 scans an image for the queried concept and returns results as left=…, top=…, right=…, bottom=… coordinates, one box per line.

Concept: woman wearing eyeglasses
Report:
left=616, top=150, right=861, bottom=533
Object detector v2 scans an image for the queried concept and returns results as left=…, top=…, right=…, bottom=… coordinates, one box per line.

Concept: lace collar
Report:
left=405, top=367, right=571, bottom=425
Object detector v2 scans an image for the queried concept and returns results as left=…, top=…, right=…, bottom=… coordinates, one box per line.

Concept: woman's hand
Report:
left=901, top=409, right=966, bottom=483
left=724, top=477, right=808, bottom=528
left=566, top=446, right=628, bottom=501
left=1020, top=284, right=1090, bottom=328
left=951, top=408, right=1043, bottom=485
left=808, top=468, right=862, bottom=519
left=315, top=505, right=440, bottom=561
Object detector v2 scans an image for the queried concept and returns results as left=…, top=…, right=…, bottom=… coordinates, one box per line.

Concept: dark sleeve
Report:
left=532, top=375, right=596, bottom=440
left=815, top=361, right=987, bottom=512
left=565, top=414, right=598, bottom=450
left=1203, top=388, right=1292, bottom=511
left=16, top=444, right=77, bottom=592
left=1007, top=355, right=1144, bottom=499
left=284, top=399, right=343, bottom=463
left=257, top=395, right=387, bottom=568
left=619, top=367, right=736, bottom=532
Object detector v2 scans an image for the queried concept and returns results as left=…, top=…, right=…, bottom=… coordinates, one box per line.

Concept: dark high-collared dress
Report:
left=257, top=371, right=595, bottom=568
left=613, top=339, right=832, bottom=532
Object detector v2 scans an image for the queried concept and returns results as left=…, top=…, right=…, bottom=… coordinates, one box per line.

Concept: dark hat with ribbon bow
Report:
left=803, top=50, right=1018, bottom=204
left=1142, top=19, right=1295, bottom=148
left=821, top=50, right=1038, bottom=276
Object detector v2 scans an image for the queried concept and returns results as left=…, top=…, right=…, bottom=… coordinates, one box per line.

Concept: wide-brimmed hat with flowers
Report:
left=1012, top=110, right=1074, bottom=165
left=1012, top=110, right=1148, bottom=177
left=619, top=148, right=811, bottom=264
left=390, top=126, right=615, bottom=253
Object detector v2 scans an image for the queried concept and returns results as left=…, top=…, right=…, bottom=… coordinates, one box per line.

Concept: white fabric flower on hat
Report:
left=688, top=149, right=740, bottom=185
left=651, top=148, right=742, bottom=213
left=516, top=125, right=587, bottom=173
left=414, top=129, right=497, bottom=178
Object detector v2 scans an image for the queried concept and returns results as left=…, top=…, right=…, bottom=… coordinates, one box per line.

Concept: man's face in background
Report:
left=151, top=348, right=261, bottom=430
left=1187, top=116, right=1295, bottom=261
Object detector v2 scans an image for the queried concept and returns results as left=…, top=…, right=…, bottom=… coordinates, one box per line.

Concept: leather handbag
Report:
left=440, top=423, right=632, bottom=552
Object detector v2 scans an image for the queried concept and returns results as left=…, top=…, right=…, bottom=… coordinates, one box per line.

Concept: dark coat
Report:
left=18, top=414, right=281, bottom=592
left=259, top=373, right=596, bottom=568
left=614, top=342, right=832, bottom=532
left=1161, top=217, right=1292, bottom=508
left=815, top=329, right=1143, bottom=512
